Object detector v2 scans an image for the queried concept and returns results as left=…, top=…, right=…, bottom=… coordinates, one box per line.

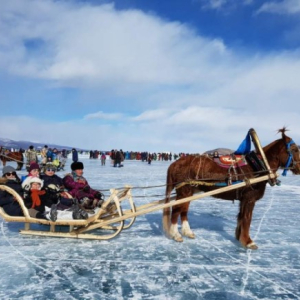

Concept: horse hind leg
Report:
left=236, top=199, right=258, bottom=250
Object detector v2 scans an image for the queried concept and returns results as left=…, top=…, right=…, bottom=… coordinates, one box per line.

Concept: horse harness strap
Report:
left=282, top=139, right=295, bottom=176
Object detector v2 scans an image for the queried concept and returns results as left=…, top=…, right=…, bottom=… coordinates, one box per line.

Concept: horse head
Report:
left=278, top=128, right=300, bottom=175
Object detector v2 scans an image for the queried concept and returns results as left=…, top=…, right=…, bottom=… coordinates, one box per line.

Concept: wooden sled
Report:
left=0, top=185, right=136, bottom=240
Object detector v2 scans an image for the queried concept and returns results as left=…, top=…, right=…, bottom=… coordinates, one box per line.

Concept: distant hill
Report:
left=0, top=137, right=87, bottom=151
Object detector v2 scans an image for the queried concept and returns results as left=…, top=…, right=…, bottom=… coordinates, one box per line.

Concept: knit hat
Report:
left=71, top=161, right=84, bottom=171
left=29, top=162, right=40, bottom=172
left=2, top=165, right=16, bottom=176
left=45, top=162, right=56, bottom=170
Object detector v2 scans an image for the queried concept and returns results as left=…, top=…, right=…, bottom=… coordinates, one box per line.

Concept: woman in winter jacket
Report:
left=40, top=163, right=74, bottom=209
left=0, top=166, right=23, bottom=216
left=63, top=161, right=104, bottom=209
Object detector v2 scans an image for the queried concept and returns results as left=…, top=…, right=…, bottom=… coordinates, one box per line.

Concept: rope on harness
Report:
left=175, top=179, right=244, bottom=190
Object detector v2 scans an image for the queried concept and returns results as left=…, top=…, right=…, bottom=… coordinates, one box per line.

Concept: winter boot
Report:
left=49, top=204, right=58, bottom=222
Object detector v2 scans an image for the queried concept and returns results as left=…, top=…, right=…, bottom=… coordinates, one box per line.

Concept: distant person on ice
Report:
left=72, top=148, right=78, bottom=162
left=101, top=152, right=106, bottom=166
left=114, top=149, right=124, bottom=167
left=63, top=162, right=104, bottom=210
left=25, top=145, right=38, bottom=171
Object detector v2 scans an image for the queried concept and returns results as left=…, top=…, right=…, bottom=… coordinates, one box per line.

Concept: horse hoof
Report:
left=183, top=232, right=195, bottom=239
left=246, top=242, right=258, bottom=250
left=173, top=235, right=183, bottom=242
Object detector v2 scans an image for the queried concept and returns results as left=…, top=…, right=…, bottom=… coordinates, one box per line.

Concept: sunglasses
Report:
left=46, top=168, right=56, bottom=172
left=6, top=172, right=16, bottom=176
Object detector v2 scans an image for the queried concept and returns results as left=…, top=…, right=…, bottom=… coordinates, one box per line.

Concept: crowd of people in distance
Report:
left=0, top=160, right=105, bottom=221
left=1, top=144, right=190, bottom=167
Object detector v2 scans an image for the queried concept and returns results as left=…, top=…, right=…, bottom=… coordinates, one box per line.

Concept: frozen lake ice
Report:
left=0, top=158, right=300, bottom=299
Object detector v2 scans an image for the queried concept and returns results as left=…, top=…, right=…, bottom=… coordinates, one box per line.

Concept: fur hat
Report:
left=28, top=177, right=43, bottom=187
left=2, top=165, right=16, bottom=176
left=22, top=176, right=44, bottom=190
left=71, top=161, right=84, bottom=171
left=29, top=162, right=40, bottom=172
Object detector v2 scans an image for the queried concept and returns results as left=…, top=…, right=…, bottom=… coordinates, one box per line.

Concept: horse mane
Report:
left=263, top=127, right=290, bottom=153
left=277, top=126, right=289, bottom=139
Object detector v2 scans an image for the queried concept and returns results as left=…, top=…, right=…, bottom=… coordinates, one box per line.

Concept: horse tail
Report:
left=163, top=167, right=173, bottom=237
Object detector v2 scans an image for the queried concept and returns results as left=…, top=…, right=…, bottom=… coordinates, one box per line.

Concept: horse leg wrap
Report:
left=246, top=241, right=258, bottom=250
left=181, top=220, right=195, bottom=239
left=170, top=223, right=183, bottom=242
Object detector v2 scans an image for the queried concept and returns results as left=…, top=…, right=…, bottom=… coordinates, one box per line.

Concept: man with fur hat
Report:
left=63, top=161, right=104, bottom=210
left=0, top=166, right=23, bottom=216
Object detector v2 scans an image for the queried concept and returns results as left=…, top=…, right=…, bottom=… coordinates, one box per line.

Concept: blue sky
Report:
left=1, top=0, right=300, bottom=152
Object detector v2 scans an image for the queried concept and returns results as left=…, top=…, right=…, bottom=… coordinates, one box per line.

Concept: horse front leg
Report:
left=181, top=202, right=195, bottom=239
left=236, top=199, right=257, bottom=250
left=170, top=204, right=183, bottom=242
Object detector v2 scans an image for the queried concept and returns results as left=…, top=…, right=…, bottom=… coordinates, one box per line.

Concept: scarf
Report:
left=31, top=189, right=46, bottom=208
left=71, top=171, right=86, bottom=183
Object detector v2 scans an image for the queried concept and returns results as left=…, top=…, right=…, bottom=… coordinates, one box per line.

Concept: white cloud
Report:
left=197, top=0, right=253, bottom=10
left=131, top=109, right=172, bottom=121
left=256, top=0, right=300, bottom=15
left=0, top=0, right=230, bottom=89
left=84, top=111, right=124, bottom=120
left=201, top=0, right=228, bottom=9
left=0, top=0, right=300, bottom=153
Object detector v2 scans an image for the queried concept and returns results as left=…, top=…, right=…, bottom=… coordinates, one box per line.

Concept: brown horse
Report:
left=0, top=147, right=24, bottom=170
left=163, top=128, right=300, bottom=249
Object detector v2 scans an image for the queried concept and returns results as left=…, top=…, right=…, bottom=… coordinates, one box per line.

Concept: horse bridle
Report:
left=282, top=139, right=298, bottom=176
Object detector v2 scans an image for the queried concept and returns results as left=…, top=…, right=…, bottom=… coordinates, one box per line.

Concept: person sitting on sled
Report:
left=0, top=166, right=23, bottom=216
left=21, top=162, right=41, bottom=183
left=40, top=162, right=88, bottom=219
left=63, top=161, right=104, bottom=210
left=22, top=177, right=58, bottom=221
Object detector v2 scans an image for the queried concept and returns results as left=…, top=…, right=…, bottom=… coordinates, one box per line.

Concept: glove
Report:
left=59, top=186, right=65, bottom=193
left=47, top=184, right=60, bottom=193
left=94, top=191, right=104, bottom=200
left=83, top=185, right=90, bottom=193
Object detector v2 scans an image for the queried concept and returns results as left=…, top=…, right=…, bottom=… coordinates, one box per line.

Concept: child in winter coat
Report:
left=22, top=177, right=57, bottom=221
